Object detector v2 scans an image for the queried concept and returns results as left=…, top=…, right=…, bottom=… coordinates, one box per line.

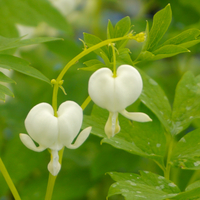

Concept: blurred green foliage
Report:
left=1, top=0, right=200, bottom=200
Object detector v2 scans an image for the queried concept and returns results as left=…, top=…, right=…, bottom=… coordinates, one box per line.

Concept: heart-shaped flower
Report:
left=88, top=64, right=152, bottom=138
left=20, top=101, right=91, bottom=176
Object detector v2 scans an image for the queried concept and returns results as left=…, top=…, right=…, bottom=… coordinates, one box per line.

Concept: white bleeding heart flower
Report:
left=88, top=64, right=152, bottom=138
left=20, top=101, right=91, bottom=176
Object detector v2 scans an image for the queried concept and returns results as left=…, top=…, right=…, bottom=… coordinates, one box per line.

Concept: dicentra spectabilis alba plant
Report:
left=20, top=101, right=91, bottom=176
left=88, top=64, right=152, bottom=138
left=1, top=4, right=200, bottom=200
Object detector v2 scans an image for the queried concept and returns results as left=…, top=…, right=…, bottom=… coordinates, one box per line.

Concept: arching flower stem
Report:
left=51, top=32, right=145, bottom=114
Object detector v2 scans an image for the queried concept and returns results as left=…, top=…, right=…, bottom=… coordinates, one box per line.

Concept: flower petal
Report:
left=25, top=103, right=58, bottom=148
left=105, top=112, right=120, bottom=138
left=115, top=65, right=143, bottom=110
left=120, top=109, right=152, bottom=122
left=57, top=101, right=83, bottom=147
left=47, top=149, right=61, bottom=176
left=88, top=67, right=115, bottom=111
left=88, top=65, right=143, bottom=112
left=19, top=133, right=46, bottom=152
left=66, top=126, right=92, bottom=149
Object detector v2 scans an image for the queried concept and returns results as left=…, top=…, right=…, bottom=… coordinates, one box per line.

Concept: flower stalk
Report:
left=0, top=157, right=21, bottom=200
left=44, top=32, right=145, bottom=200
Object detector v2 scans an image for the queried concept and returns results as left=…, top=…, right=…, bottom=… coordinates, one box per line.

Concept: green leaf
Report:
left=79, top=59, right=106, bottom=71
left=114, top=16, right=131, bottom=38
left=83, top=33, right=109, bottom=58
left=170, top=128, right=200, bottom=170
left=83, top=105, right=166, bottom=168
left=83, top=59, right=103, bottom=67
left=116, top=48, right=133, bottom=66
left=138, top=69, right=172, bottom=133
left=147, top=4, right=172, bottom=51
left=133, top=51, right=155, bottom=64
left=162, top=28, right=200, bottom=48
left=142, top=20, right=150, bottom=51
left=0, top=72, right=15, bottom=83
left=107, top=171, right=179, bottom=200
left=0, top=55, right=50, bottom=84
left=0, top=0, right=72, bottom=37
left=100, top=51, right=112, bottom=67
left=107, top=20, right=114, bottom=39
left=0, top=35, right=62, bottom=52
left=134, top=45, right=189, bottom=63
left=186, top=180, right=200, bottom=191
left=152, top=45, right=189, bottom=60
left=171, top=71, right=200, bottom=135
left=78, top=64, right=106, bottom=71
left=172, top=187, right=200, bottom=200
left=113, top=16, right=131, bottom=49
left=0, top=84, right=14, bottom=101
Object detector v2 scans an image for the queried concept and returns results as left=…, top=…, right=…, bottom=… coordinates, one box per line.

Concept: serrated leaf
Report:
left=83, top=105, right=166, bottom=168
left=162, top=28, right=200, bottom=48
left=0, top=0, right=72, bottom=37
left=138, top=69, right=172, bottom=134
left=152, top=45, right=189, bottom=60
left=170, top=128, right=200, bottom=170
left=171, top=72, right=200, bottom=135
left=0, top=84, right=14, bottom=101
left=147, top=4, right=172, bottom=51
left=0, top=72, right=15, bottom=83
left=83, top=33, right=109, bottom=58
left=0, top=35, right=62, bottom=52
left=0, top=55, right=50, bottom=84
left=107, top=171, right=179, bottom=200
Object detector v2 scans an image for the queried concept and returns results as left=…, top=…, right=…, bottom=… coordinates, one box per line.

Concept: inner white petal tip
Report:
left=105, top=112, right=120, bottom=138
left=66, top=126, right=92, bottom=149
left=48, top=161, right=61, bottom=176
left=19, top=133, right=46, bottom=152
left=120, top=110, right=152, bottom=122
left=48, top=150, right=61, bottom=176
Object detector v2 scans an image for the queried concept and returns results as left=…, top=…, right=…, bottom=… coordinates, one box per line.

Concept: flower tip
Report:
left=48, top=150, right=61, bottom=176
left=19, top=133, right=45, bottom=152
left=66, top=126, right=92, bottom=149
left=105, top=112, right=120, bottom=138
left=48, top=160, right=61, bottom=176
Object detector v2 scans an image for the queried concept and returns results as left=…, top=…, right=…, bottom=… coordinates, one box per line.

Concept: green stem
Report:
left=44, top=148, right=64, bottom=200
left=81, top=96, right=91, bottom=110
left=52, top=82, right=59, bottom=117
left=165, top=136, right=174, bottom=180
left=111, top=43, right=117, bottom=77
left=0, top=157, right=21, bottom=200
left=56, top=35, right=136, bottom=82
